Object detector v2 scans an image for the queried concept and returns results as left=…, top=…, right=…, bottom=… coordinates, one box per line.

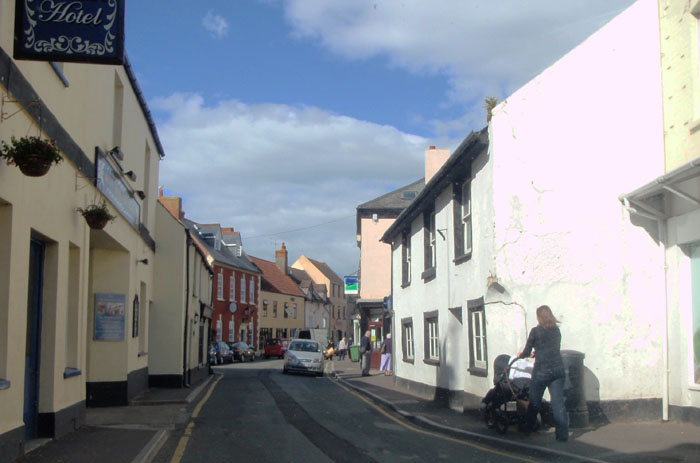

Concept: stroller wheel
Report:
left=483, top=408, right=497, bottom=429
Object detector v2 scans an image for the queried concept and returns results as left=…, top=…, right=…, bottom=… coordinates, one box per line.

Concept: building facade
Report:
left=187, top=223, right=261, bottom=349
left=151, top=197, right=213, bottom=388
left=291, top=255, right=347, bottom=343
left=619, top=0, right=700, bottom=422
left=251, top=249, right=305, bottom=348
left=0, top=5, right=163, bottom=460
left=383, top=0, right=667, bottom=421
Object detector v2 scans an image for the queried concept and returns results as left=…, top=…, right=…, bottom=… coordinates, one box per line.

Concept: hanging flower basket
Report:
left=77, top=200, right=116, bottom=230
left=0, top=136, right=62, bottom=177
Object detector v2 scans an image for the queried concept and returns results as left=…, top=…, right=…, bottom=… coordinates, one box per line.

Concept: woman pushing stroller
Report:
left=518, top=305, right=569, bottom=442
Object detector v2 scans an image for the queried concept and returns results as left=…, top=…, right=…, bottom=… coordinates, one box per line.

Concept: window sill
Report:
left=63, top=367, right=82, bottom=379
left=423, top=358, right=440, bottom=366
left=688, top=384, right=700, bottom=392
left=138, top=351, right=148, bottom=357
left=0, top=379, right=10, bottom=390
left=468, top=366, right=488, bottom=377
left=401, top=281, right=411, bottom=289
left=421, top=267, right=436, bottom=282
left=403, top=358, right=414, bottom=364
left=453, top=251, right=472, bottom=266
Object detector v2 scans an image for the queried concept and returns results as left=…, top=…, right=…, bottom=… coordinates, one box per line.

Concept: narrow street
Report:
left=153, top=361, right=555, bottom=463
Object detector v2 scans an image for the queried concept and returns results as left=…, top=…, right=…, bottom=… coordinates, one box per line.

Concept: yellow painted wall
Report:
left=0, top=0, right=159, bottom=439
left=658, top=0, right=700, bottom=171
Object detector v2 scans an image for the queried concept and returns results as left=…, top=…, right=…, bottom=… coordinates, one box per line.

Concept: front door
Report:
left=368, top=320, right=383, bottom=369
left=24, top=239, right=44, bottom=439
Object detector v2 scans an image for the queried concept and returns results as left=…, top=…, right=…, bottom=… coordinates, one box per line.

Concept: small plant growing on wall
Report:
left=483, top=97, right=499, bottom=123
left=0, top=135, right=62, bottom=177
left=77, top=199, right=116, bottom=230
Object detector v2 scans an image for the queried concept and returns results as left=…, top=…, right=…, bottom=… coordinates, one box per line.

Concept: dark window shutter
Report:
left=453, top=183, right=464, bottom=257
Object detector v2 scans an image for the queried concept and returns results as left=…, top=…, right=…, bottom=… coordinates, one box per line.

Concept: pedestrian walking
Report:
left=379, top=333, right=392, bottom=375
left=360, top=330, right=372, bottom=376
left=518, top=305, right=569, bottom=442
left=338, top=337, right=347, bottom=360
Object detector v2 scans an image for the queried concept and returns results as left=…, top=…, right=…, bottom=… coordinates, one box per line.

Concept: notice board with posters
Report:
left=14, top=0, right=125, bottom=65
left=94, top=293, right=125, bottom=341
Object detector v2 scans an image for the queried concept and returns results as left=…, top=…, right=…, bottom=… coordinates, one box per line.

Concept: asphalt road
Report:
left=153, top=360, right=562, bottom=463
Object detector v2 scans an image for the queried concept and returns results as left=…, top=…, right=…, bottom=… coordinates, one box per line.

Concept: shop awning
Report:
left=620, top=159, right=700, bottom=221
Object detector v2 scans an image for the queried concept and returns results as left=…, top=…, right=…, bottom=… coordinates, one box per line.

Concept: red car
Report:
left=264, top=338, right=288, bottom=359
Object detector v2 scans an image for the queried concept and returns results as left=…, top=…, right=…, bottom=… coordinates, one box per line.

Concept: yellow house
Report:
left=152, top=197, right=214, bottom=388
left=0, top=4, right=162, bottom=459
left=250, top=249, right=305, bottom=349
left=291, top=255, right=347, bottom=342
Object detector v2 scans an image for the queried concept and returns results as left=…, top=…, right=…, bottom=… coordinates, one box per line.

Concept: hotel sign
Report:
left=14, top=0, right=125, bottom=65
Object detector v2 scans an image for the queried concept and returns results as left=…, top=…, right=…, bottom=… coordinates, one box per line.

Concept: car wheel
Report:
left=279, top=355, right=283, bottom=359
left=316, top=371, right=323, bottom=377
left=283, top=367, right=288, bottom=374
left=264, top=354, right=268, bottom=359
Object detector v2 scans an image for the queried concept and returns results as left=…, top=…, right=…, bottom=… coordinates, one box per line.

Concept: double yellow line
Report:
left=170, top=375, right=223, bottom=463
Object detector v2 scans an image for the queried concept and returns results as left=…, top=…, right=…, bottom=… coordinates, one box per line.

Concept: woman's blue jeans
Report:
left=526, top=366, right=569, bottom=440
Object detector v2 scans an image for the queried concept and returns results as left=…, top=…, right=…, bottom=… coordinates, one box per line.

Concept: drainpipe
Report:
left=183, top=233, right=191, bottom=387
left=622, top=198, right=669, bottom=421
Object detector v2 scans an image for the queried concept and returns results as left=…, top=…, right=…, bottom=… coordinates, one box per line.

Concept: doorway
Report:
left=24, top=239, right=44, bottom=439
left=368, top=320, right=383, bottom=369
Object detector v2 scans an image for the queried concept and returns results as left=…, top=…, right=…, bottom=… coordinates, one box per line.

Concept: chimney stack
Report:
left=425, top=146, right=450, bottom=184
left=275, top=242, right=288, bottom=274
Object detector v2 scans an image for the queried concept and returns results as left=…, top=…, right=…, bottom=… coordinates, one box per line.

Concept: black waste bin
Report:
left=561, top=350, right=589, bottom=428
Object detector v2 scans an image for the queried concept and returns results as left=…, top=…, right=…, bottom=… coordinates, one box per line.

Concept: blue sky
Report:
left=123, top=0, right=636, bottom=277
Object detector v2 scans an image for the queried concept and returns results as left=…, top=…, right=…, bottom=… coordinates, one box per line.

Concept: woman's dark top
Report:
left=520, top=325, right=563, bottom=370
left=383, top=338, right=392, bottom=355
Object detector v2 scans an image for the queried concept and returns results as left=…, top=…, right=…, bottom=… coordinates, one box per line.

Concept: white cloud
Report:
left=283, top=0, right=636, bottom=105
left=202, top=11, right=229, bottom=39
left=152, top=93, right=431, bottom=276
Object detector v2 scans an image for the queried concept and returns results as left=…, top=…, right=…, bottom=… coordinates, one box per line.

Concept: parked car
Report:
left=209, top=341, right=234, bottom=365
left=228, top=341, right=255, bottom=362
left=283, top=339, right=325, bottom=376
left=264, top=338, right=288, bottom=359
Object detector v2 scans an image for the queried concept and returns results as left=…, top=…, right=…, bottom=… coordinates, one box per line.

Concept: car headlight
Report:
left=286, top=354, right=297, bottom=364
left=312, top=358, right=321, bottom=364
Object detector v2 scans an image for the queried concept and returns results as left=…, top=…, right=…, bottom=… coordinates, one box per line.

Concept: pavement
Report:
left=14, top=359, right=700, bottom=463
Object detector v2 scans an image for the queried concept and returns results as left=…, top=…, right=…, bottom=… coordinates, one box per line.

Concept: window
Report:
left=293, top=303, right=297, bottom=318
left=273, top=301, right=278, bottom=318
left=263, top=300, right=268, bottom=317
left=467, top=297, right=487, bottom=376
left=401, top=318, right=414, bottom=362
left=249, top=279, right=255, bottom=304
left=217, top=273, right=223, bottom=300
left=423, top=311, right=439, bottom=364
left=216, top=318, right=222, bottom=341
left=228, top=321, right=234, bottom=342
left=240, top=277, right=246, bottom=303
left=402, top=229, right=411, bottom=286
left=453, top=180, right=472, bottom=263
left=284, top=303, right=289, bottom=318
left=229, top=275, right=235, bottom=301
left=422, top=209, right=436, bottom=281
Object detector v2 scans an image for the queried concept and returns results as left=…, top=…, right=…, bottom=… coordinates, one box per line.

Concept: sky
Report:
left=124, top=0, right=636, bottom=278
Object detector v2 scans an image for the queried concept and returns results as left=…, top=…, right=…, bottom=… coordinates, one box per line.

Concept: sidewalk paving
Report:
left=330, top=357, right=700, bottom=463
left=16, top=375, right=216, bottom=463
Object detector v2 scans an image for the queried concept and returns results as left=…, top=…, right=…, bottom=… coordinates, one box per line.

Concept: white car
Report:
left=283, top=339, right=325, bottom=377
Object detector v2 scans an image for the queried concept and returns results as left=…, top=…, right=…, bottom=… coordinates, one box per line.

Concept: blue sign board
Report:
left=14, top=0, right=125, bottom=65
left=94, top=293, right=125, bottom=341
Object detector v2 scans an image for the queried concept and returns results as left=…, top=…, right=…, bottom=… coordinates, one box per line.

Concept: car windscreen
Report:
left=289, top=341, right=320, bottom=352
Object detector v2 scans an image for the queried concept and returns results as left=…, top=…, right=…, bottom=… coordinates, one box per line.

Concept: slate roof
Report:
left=356, top=178, right=425, bottom=236
left=381, top=127, right=489, bottom=243
left=183, top=219, right=261, bottom=273
left=249, top=256, right=305, bottom=298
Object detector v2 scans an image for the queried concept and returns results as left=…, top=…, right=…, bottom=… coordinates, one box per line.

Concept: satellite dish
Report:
left=229, top=302, right=237, bottom=313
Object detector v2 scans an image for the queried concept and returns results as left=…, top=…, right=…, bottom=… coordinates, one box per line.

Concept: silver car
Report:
left=283, top=339, right=325, bottom=376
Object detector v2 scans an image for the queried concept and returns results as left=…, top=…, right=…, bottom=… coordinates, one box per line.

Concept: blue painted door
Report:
left=24, top=239, right=44, bottom=439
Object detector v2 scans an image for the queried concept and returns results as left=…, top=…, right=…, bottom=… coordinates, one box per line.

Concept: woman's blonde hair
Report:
left=536, top=305, right=560, bottom=328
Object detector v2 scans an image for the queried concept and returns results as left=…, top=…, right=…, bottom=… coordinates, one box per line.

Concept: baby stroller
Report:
left=480, top=354, right=551, bottom=434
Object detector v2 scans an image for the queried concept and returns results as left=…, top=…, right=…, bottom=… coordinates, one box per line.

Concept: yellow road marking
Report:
left=170, top=375, right=223, bottom=463
left=332, top=378, right=540, bottom=463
